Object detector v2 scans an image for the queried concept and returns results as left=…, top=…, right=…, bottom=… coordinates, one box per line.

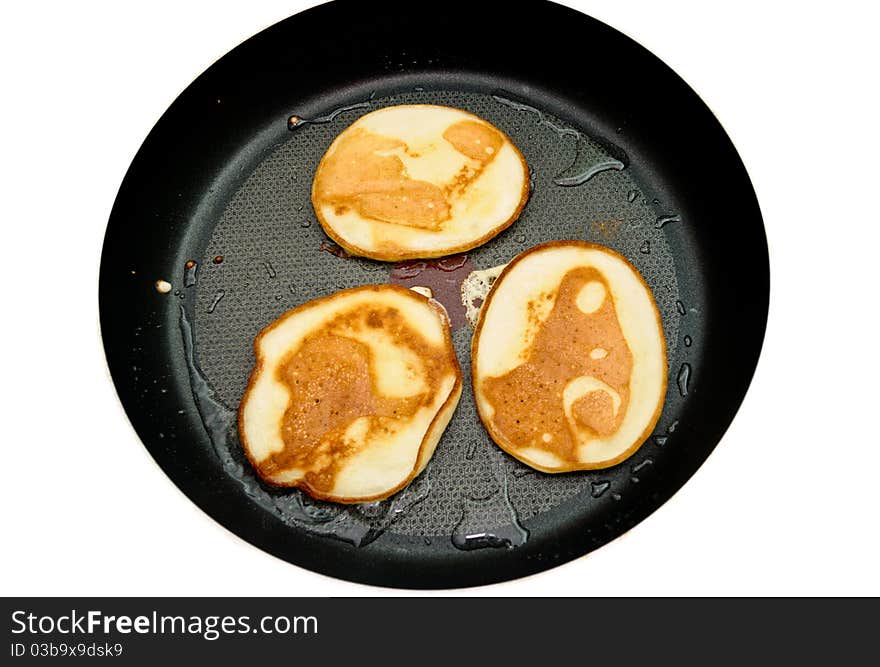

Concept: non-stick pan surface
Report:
left=100, top=0, right=768, bottom=588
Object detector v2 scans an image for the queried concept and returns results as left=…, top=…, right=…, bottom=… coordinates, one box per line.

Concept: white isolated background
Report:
left=1, top=0, right=878, bottom=597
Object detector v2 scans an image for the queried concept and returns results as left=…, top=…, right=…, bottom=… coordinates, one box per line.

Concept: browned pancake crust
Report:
left=239, top=284, right=462, bottom=502
left=471, top=240, right=667, bottom=472
left=312, top=106, right=530, bottom=261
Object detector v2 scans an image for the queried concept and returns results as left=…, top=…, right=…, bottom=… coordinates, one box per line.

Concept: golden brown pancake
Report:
left=311, top=105, right=529, bottom=261
left=471, top=241, right=667, bottom=472
left=239, top=285, right=462, bottom=502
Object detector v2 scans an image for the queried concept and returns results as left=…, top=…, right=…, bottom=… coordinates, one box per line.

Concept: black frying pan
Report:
left=99, top=0, right=768, bottom=588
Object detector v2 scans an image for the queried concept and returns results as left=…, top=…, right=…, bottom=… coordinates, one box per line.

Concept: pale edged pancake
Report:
left=311, top=104, right=529, bottom=261
left=239, top=284, right=462, bottom=502
left=471, top=241, right=667, bottom=472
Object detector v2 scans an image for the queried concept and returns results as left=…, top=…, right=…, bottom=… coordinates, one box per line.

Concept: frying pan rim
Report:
left=99, top=0, right=770, bottom=589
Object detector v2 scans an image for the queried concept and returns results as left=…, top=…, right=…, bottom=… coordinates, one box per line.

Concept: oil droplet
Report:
left=393, top=262, right=426, bottom=279
left=287, top=99, right=372, bottom=131
left=212, top=255, right=224, bottom=265
left=451, top=453, right=528, bottom=551
left=639, top=240, right=651, bottom=254
left=263, top=261, right=277, bottom=279
left=155, top=280, right=172, bottom=294
left=627, top=190, right=639, bottom=203
left=452, top=516, right=528, bottom=551
left=435, top=255, right=468, bottom=272
left=370, top=467, right=433, bottom=535
left=677, top=363, right=691, bottom=397
left=492, top=92, right=625, bottom=187
left=206, top=290, right=225, bottom=313
left=554, top=154, right=624, bottom=187
left=676, top=300, right=686, bottom=315
left=356, top=501, right=386, bottom=520
left=684, top=335, right=693, bottom=347
left=183, top=260, right=198, bottom=287
left=590, top=481, right=611, bottom=498
left=653, top=435, right=668, bottom=446
left=656, top=214, right=681, bottom=229
left=493, top=94, right=578, bottom=140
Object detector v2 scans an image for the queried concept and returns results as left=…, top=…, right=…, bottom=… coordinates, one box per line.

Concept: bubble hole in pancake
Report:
left=311, top=105, right=530, bottom=261
left=471, top=241, right=667, bottom=472
left=239, top=285, right=462, bottom=502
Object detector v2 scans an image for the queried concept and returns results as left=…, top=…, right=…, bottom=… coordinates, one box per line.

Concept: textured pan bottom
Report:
left=190, top=89, right=685, bottom=541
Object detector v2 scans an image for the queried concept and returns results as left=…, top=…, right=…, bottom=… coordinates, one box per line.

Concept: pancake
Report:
left=239, top=285, right=462, bottom=502
left=311, top=105, right=529, bottom=261
left=471, top=241, right=667, bottom=472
